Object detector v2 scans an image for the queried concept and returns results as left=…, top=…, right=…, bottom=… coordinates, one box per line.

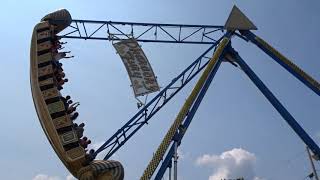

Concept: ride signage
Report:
left=113, top=39, right=160, bottom=97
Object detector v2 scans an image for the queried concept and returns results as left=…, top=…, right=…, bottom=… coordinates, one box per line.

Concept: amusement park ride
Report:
left=30, top=6, right=320, bottom=180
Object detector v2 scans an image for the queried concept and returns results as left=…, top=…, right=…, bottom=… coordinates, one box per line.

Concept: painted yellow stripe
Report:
left=255, top=36, right=320, bottom=91
left=140, top=37, right=230, bottom=180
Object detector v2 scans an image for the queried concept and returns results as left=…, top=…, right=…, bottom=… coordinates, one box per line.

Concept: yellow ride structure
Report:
left=30, top=9, right=124, bottom=180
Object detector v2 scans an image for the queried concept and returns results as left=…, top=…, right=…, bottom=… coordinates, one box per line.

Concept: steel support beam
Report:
left=93, top=37, right=224, bottom=159
left=57, top=19, right=224, bottom=44
left=142, top=33, right=231, bottom=179
left=240, top=30, right=320, bottom=96
left=228, top=46, right=320, bottom=159
left=154, top=54, right=225, bottom=180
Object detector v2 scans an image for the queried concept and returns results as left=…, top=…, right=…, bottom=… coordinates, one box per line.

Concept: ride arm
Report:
left=154, top=47, right=226, bottom=180
left=227, top=46, right=320, bottom=159
left=141, top=34, right=231, bottom=180
left=240, top=30, right=320, bottom=96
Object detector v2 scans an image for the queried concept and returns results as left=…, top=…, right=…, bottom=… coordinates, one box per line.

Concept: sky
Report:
left=0, top=0, right=320, bottom=180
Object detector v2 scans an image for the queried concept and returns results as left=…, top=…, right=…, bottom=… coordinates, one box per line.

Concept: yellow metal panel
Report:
left=37, top=30, right=51, bottom=40
left=66, top=147, right=86, bottom=161
left=47, top=101, right=65, bottom=114
left=41, top=88, right=59, bottom=99
left=38, top=64, right=53, bottom=77
left=60, top=131, right=78, bottom=145
left=53, top=116, right=73, bottom=129
left=39, top=78, right=54, bottom=87
left=37, top=53, right=52, bottom=64
left=37, top=41, right=52, bottom=52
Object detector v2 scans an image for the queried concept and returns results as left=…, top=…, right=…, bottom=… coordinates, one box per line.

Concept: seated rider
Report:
left=70, top=112, right=79, bottom=121
left=79, top=136, right=91, bottom=149
left=73, top=122, right=85, bottom=138
left=67, top=102, right=80, bottom=114
left=84, top=149, right=95, bottom=164
left=54, top=51, right=74, bottom=61
left=61, top=95, right=71, bottom=109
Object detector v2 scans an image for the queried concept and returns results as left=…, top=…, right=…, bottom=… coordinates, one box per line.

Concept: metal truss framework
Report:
left=153, top=35, right=229, bottom=180
left=155, top=37, right=320, bottom=179
left=58, top=19, right=320, bottom=180
left=58, top=19, right=224, bottom=44
left=154, top=56, right=223, bottom=180
left=93, top=38, right=223, bottom=159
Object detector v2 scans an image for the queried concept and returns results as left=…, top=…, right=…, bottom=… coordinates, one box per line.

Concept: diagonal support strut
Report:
left=227, top=45, right=320, bottom=159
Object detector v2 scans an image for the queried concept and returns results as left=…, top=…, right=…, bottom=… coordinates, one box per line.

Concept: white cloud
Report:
left=176, top=148, right=193, bottom=161
left=32, top=174, right=61, bottom=180
left=32, top=174, right=76, bottom=180
left=196, top=148, right=263, bottom=180
left=66, top=174, right=77, bottom=180
left=177, top=149, right=185, bottom=159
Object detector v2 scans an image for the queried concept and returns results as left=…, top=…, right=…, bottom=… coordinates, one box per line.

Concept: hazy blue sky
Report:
left=1, top=1, right=319, bottom=180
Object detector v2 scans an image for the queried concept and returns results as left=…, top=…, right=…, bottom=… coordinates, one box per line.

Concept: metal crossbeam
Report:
left=93, top=38, right=224, bottom=160
left=58, top=19, right=224, bottom=44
